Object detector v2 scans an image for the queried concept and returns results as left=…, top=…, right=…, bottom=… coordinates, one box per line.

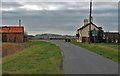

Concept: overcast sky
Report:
left=1, top=0, right=119, bottom=35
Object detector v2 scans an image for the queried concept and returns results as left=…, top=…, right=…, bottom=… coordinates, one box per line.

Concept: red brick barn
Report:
left=0, top=26, right=26, bottom=43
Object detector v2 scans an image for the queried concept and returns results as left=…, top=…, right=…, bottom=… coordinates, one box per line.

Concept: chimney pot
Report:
left=84, top=19, right=89, bottom=25
left=19, top=19, right=21, bottom=26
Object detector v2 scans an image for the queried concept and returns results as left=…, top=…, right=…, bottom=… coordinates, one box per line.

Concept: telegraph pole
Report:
left=89, top=0, right=92, bottom=44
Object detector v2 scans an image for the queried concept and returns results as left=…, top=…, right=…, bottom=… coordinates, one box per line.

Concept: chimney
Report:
left=18, top=19, right=22, bottom=26
left=91, top=16, right=93, bottom=22
left=84, top=19, right=89, bottom=25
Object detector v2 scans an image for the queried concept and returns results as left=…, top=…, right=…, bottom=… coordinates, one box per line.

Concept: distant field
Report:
left=71, top=42, right=119, bottom=63
left=3, top=41, right=63, bottom=74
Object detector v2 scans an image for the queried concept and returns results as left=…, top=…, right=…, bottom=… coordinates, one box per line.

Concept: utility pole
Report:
left=89, top=0, right=92, bottom=44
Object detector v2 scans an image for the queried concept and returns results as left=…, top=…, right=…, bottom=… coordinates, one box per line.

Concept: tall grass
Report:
left=3, top=41, right=63, bottom=74
left=2, top=42, right=31, bottom=57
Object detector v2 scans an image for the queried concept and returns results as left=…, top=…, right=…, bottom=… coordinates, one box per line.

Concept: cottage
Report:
left=76, top=19, right=103, bottom=43
left=0, top=26, right=26, bottom=43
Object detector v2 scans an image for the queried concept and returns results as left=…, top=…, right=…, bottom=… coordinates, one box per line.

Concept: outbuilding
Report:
left=1, top=26, right=26, bottom=43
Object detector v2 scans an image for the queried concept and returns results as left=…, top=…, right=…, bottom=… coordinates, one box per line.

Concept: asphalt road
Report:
left=44, top=40, right=118, bottom=74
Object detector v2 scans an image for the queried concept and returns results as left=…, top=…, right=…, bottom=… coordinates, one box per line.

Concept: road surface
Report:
left=44, top=40, right=118, bottom=74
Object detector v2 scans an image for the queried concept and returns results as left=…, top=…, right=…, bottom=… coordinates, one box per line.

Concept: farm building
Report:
left=103, top=32, right=119, bottom=43
left=0, top=25, right=26, bottom=43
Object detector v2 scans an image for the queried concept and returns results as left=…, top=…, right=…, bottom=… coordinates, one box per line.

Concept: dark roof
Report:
left=104, top=32, right=119, bottom=34
left=77, top=22, right=102, bottom=31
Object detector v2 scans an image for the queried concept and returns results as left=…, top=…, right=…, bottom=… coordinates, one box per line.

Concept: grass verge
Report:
left=71, top=42, right=119, bottom=63
left=3, top=41, right=63, bottom=74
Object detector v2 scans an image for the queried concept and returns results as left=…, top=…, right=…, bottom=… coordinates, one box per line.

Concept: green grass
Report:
left=3, top=41, right=63, bottom=74
left=71, top=42, right=119, bottom=63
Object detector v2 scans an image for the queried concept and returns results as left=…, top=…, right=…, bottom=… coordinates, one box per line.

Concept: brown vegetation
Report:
left=2, top=42, right=31, bottom=57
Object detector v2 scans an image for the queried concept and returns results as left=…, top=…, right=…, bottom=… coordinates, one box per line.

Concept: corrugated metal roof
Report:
left=0, top=26, right=24, bottom=33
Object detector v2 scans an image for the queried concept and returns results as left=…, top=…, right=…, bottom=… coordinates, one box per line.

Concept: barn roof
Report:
left=0, top=26, right=24, bottom=33
left=77, top=22, right=102, bottom=31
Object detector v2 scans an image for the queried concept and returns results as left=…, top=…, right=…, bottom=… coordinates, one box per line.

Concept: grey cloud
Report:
left=2, top=2, right=23, bottom=8
left=2, top=0, right=120, bottom=2
left=2, top=2, right=118, bottom=35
